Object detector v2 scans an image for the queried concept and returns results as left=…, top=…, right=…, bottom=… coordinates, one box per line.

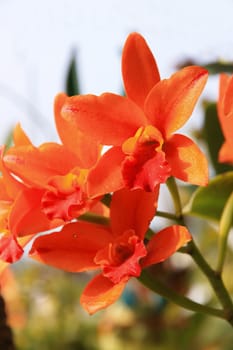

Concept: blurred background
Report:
left=1, top=0, right=233, bottom=349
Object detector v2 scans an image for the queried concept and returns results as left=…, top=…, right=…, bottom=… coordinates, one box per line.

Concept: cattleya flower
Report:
left=0, top=157, right=35, bottom=265
left=29, top=188, right=191, bottom=314
left=4, top=94, right=102, bottom=223
left=0, top=128, right=63, bottom=266
left=60, top=32, right=209, bottom=196
left=0, top=169, right=25, bottom=265
left=217, top=74, right=233, bottom=164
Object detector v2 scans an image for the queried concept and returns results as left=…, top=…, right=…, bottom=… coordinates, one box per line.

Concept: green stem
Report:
left=182, top=240, right=233, bottom=324
left=101, top=193, right=112, bottom=207
left=156, top=210, right=178, bottom=221
left=166, top=177, right=233, bottom=325
left=216, top=191, right=233, bottom=274
left=166, top=177, right=183, bottom=218
left=78, top=212, right=110, bottom=226
left=138, top=270, right=225, bottom=319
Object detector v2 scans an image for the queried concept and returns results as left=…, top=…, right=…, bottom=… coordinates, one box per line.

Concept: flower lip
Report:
left=41, top=172, right=90, bottom=221
left=94, top=230, right=147, bottom=284
left=122, top=125, right=163, bottom=155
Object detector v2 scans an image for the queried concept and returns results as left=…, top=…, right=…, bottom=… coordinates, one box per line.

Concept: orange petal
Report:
left=217, top=74, right=233, bottom=146
left=87, top=147, right=125, bottom=198
left=218, top=73, right=230, bottom=106
left=0, top=155, right=25, bottom=199
left=122, top=150, right=171, bottom=191
left=54, top=93, right=100, bottom=168
left=164, top=134, right=208, bottom=186
left=0, top=178, right=10, bottom=200
left=222, top=75, right=233, bottom=116
left=122, top=32, right=160, bottom=109
left=9, top=188, right=62, bottom=237
left=13, top=124, right=32, bottom=146
left=80, top=274, right=126, bottom=314
left=29, top=222, right=112, bottom=272
left=4, top=143, right=79, bottom=187
left=0, top=234, right=24, bottom=263
left=142, top=225, right=191, bottom=268
left=219, top=141, right=233, bottom=164
left=144, top=66, right=208, bottom=138
left=90, top=201, right=110, bottom=217
left=62, top=93, right=147, bottom=145
left=110, top=187, right=158, bottom=239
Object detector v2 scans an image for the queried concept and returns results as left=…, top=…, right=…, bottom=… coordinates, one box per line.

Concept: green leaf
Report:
left=204, top=62, right=233, bottom=75
left=217, top=191, right=233, bottom=273
left=202, top=102, right=233, bottom=174
left=177, top=59, right=233, bottom=75
left=184, top=171, right=233, bottom=222
left=65, top=55, right=80, bottom=96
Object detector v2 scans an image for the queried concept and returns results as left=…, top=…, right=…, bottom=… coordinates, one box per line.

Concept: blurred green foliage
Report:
left=177, top=60, right=233, bottom=75
left=11, top=259, right=233, bottom=350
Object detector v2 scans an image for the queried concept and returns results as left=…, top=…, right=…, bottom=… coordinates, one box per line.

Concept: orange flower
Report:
left=1, top=132, right=72, bottom=265
left=0, top=117, right=101, bottom=262
left=29, top=188, right=191, bottom=314
left=217, top=74, right=233, bottom=164
left=61, top=32, right=208, bottom=196
left=0, top=145, right=29, bottom=263
left=4, top=95, right=101, bottom=223
left=0, top=145, right=41, bottom=263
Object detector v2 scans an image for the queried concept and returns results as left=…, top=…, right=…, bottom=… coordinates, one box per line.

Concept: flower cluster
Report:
left=0, top=32, right=214, bottom=314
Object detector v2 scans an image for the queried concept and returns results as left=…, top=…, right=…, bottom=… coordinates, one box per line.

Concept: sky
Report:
left=0, top=0, right=233, bottom=143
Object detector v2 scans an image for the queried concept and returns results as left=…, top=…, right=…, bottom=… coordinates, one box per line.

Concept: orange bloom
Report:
left=217, top=74, right=233, bottom=164
left=0, top=144, right=43, bottom=264
left=29, top=188, right=191, bottom=314
left=0, top=116, right=104, bottom=265
left=61, top=32, right=208, bottom=196
left=4, top=95, right=101, bottom=223
left=0, top=145, right=30, bottom=263
left=0, top=130, right=72, bottom=265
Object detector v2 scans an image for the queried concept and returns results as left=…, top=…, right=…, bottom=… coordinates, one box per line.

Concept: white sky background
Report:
left=0, top=0, right=233, bottom=144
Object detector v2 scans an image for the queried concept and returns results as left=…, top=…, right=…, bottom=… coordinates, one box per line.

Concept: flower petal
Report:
left=218, top=73, right=230, bottom=106
left=0, top=235, right=24, bottom=263
left=217, top=74, right=233, bottom=148
left=9, top=188, right=62, bottom=237
left=0, top=178, right=10, bottom=201
left=110, top=188, right=158, bottom=239
left=99, top=235, right=147, bottom=283
left=221, top=74, right=233, bottom=116
left=80, top=274, right=126, bottom=314
left=4, top=143, right=79, bottom=187
left=219, top=141, right=233, bottom=164
left=54, top=93, right=100, bottom=168
left=122, top=32, right=160, bottom=109
left=142, top=225, right=191, bottom=268
left=29, top=222, right=112, bottom=272
left=144, top=66, right=208, bottom=138
left=0, top=150, right=25, bottom=199
left=41, top=172, right=94, bottom=221
left=164, top=134, right=208, bottom=186
left=62, top=93, right=147, bottom=145
left=13, top=124, right=32, bottom=146
left=122, top=150, right=171, bottom=191
left=87, top=147, right=125, bottom=198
